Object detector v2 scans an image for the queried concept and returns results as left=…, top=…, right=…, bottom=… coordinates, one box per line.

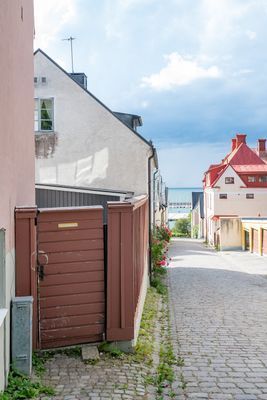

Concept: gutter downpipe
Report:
left=148, top=145, right=158, bottom=280
left=153, top=170, right=160, bottom=228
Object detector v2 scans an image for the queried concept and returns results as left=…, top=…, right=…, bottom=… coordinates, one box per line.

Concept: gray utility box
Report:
left=11, top=296, right=33, bottom=375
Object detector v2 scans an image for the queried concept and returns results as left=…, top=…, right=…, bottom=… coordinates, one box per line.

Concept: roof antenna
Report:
left=62, top=36, right=76, bottom=73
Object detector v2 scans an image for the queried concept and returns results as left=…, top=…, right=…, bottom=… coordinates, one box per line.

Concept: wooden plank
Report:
left=40, top=239, right=103, bottom=253
left=38, top=210, right=102, bottom=222
left=40, top=281, right=104, bottom=297
left=41, top=313, right=105, bottom=330
left=40, top=302, right=105, bottom=319
left=38, top=219, right=102, bottom=232
left=41, top=334, right=102, bottom=349
left=41, top=271, right=104, bottom=286
left=39, top=228, right=103, bottom=242
left=43, top=261, right=104, bottom=275
left=40, top=292, right=104, bottom=308
left=41, top=323, right=104, bottom=340
left=42, top=249, right=103, bottom=264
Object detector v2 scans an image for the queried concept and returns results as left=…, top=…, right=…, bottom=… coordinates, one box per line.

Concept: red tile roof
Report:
left=204, top=135, right=267, bottom=188
left=232, top=165, right=267, bottom=173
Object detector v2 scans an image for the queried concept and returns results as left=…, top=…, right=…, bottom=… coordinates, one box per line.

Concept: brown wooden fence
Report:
left=15, top=196, right=149, bottom=348
left=106, top=196, right=149, bottom=342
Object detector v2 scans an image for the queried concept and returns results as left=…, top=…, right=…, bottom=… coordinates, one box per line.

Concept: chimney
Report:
left=236, top=133, right=247, bottom=147
left=231, top=138, right=237, bottom=151
left=258, top=139, right=266, bottom=154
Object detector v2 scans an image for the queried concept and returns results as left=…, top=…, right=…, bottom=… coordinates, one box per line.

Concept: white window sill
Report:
left=0, top=309, right=8, bottom=327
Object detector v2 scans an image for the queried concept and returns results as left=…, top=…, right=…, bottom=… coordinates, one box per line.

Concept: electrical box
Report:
left=11, top=296, right=33, bottom=375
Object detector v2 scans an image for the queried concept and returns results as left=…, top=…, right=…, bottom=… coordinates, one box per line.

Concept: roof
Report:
left=34, top=49, right=153, bottom=150
left=225, top=142, right=265, bottom=166
left=192, top=192, right=204, bottom=218
left=232, top=164, right=267, bottom=173
left=35, top=182, right=134, bottom=196
left=204, top=136, right=267, bottom=188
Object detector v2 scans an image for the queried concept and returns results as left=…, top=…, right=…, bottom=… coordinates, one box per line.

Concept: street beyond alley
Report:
left=168, top=238, right=267, bottom=399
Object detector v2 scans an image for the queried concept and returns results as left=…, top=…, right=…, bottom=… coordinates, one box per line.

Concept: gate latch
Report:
left=38, top=265, right=45, bottom=281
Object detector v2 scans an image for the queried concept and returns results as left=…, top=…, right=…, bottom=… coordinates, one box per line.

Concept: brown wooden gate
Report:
left=37, top=207, right=105, bottom=349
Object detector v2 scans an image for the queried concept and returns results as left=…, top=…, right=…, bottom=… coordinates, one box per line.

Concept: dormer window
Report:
left=225, top=177, right=234, bottom=184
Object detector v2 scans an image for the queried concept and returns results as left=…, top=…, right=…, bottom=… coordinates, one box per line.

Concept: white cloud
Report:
left=105, top=23, right=123, bottom=40
left=141, top=53, right=221, bottom=90
left=141, top=100, right=149, bottom=108
left=246, top=30, right=257, bottom=40
left=34, top=0, right=77, bottom=49
left=234, top=68, right=253, bottom=76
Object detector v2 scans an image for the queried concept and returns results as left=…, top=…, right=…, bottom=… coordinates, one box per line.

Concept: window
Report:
left=246, top=193, right=254, bottom=199
left=219, top=194, right=227, bottom=199
left=34, top=98, right=54, bottom=132
left=259, top=176, right=267, bottom=183
left=225, top=177, right=234, bottom=184
left=248, top=176, right=256, bottom=183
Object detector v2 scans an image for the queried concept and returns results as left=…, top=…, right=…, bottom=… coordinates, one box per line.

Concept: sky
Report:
left=34, top=0, right=267, bottom=187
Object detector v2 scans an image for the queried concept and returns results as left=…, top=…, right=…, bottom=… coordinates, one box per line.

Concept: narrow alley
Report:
left=168, top=238, right=267, bottom=400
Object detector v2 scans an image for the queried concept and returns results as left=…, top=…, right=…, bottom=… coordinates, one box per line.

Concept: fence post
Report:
left=15, top=207, right=38, bottom=349
left=106, top=202, right=135, bottom=342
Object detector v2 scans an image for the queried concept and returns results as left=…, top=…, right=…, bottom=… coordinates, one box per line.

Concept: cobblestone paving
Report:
left=168, top=238, right=267, bottom=400
left=40, top=354, right=150, bottom=399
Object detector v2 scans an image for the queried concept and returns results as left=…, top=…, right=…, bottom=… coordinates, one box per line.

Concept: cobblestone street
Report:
left=168, top=238, right=267, bottom=400
left=40, top=353, right=150, bottom=400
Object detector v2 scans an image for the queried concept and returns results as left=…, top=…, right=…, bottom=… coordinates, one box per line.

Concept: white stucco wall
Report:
left=220, top=218, right=242, bottom=250
left=212, top=166, right=267, bottom=217
left=34, top=51, right=152, bottom=195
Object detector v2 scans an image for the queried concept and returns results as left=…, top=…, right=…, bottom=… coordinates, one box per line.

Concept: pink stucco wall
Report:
left=0, top=0, right=35, bottom=252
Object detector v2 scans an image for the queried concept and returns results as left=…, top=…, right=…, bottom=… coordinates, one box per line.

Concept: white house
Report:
left=203, top=134, right=267, bottom=250
left=34, top=49, right=158, bottom=198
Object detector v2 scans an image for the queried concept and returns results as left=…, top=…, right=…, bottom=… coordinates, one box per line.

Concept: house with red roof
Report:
left=203, top=134, right=267, bottom=250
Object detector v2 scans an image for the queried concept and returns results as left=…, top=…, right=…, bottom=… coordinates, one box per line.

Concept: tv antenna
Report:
left=62, top=36, right=76, bottom=73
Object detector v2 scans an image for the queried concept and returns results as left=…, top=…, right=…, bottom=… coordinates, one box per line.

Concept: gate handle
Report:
left=37, top=250, right=49, bottom=266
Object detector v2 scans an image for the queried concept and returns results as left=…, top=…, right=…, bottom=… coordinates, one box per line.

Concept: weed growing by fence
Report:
left=0, top=369, right=54, bottom=400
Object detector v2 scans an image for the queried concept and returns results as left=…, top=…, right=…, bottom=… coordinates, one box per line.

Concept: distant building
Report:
left=203, top=134, right=267, bottom=250
left=0, top=0, right=35, bottom=390
left=191, top=192, right=204, bottom=239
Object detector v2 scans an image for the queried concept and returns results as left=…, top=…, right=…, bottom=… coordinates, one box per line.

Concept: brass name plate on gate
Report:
left=58, top=222, right=78, bottom=228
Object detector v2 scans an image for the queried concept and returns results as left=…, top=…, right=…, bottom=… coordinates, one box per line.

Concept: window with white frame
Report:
left=219, top=193, right=227, bottom=199
left=248, top=176, right=257, bottom=183
left=259, top=176, right=267, bottom=183
left=246, top=193, right=254, bottom=199
left=225, top=177, right=234, bottom=184
left=34, top=98, right=54, bottom=132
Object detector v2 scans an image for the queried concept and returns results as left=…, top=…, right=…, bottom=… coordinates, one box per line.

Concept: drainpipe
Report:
left=148, top=146, right=156, bottom=279
left=153, top=170, right=159, bottom=227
